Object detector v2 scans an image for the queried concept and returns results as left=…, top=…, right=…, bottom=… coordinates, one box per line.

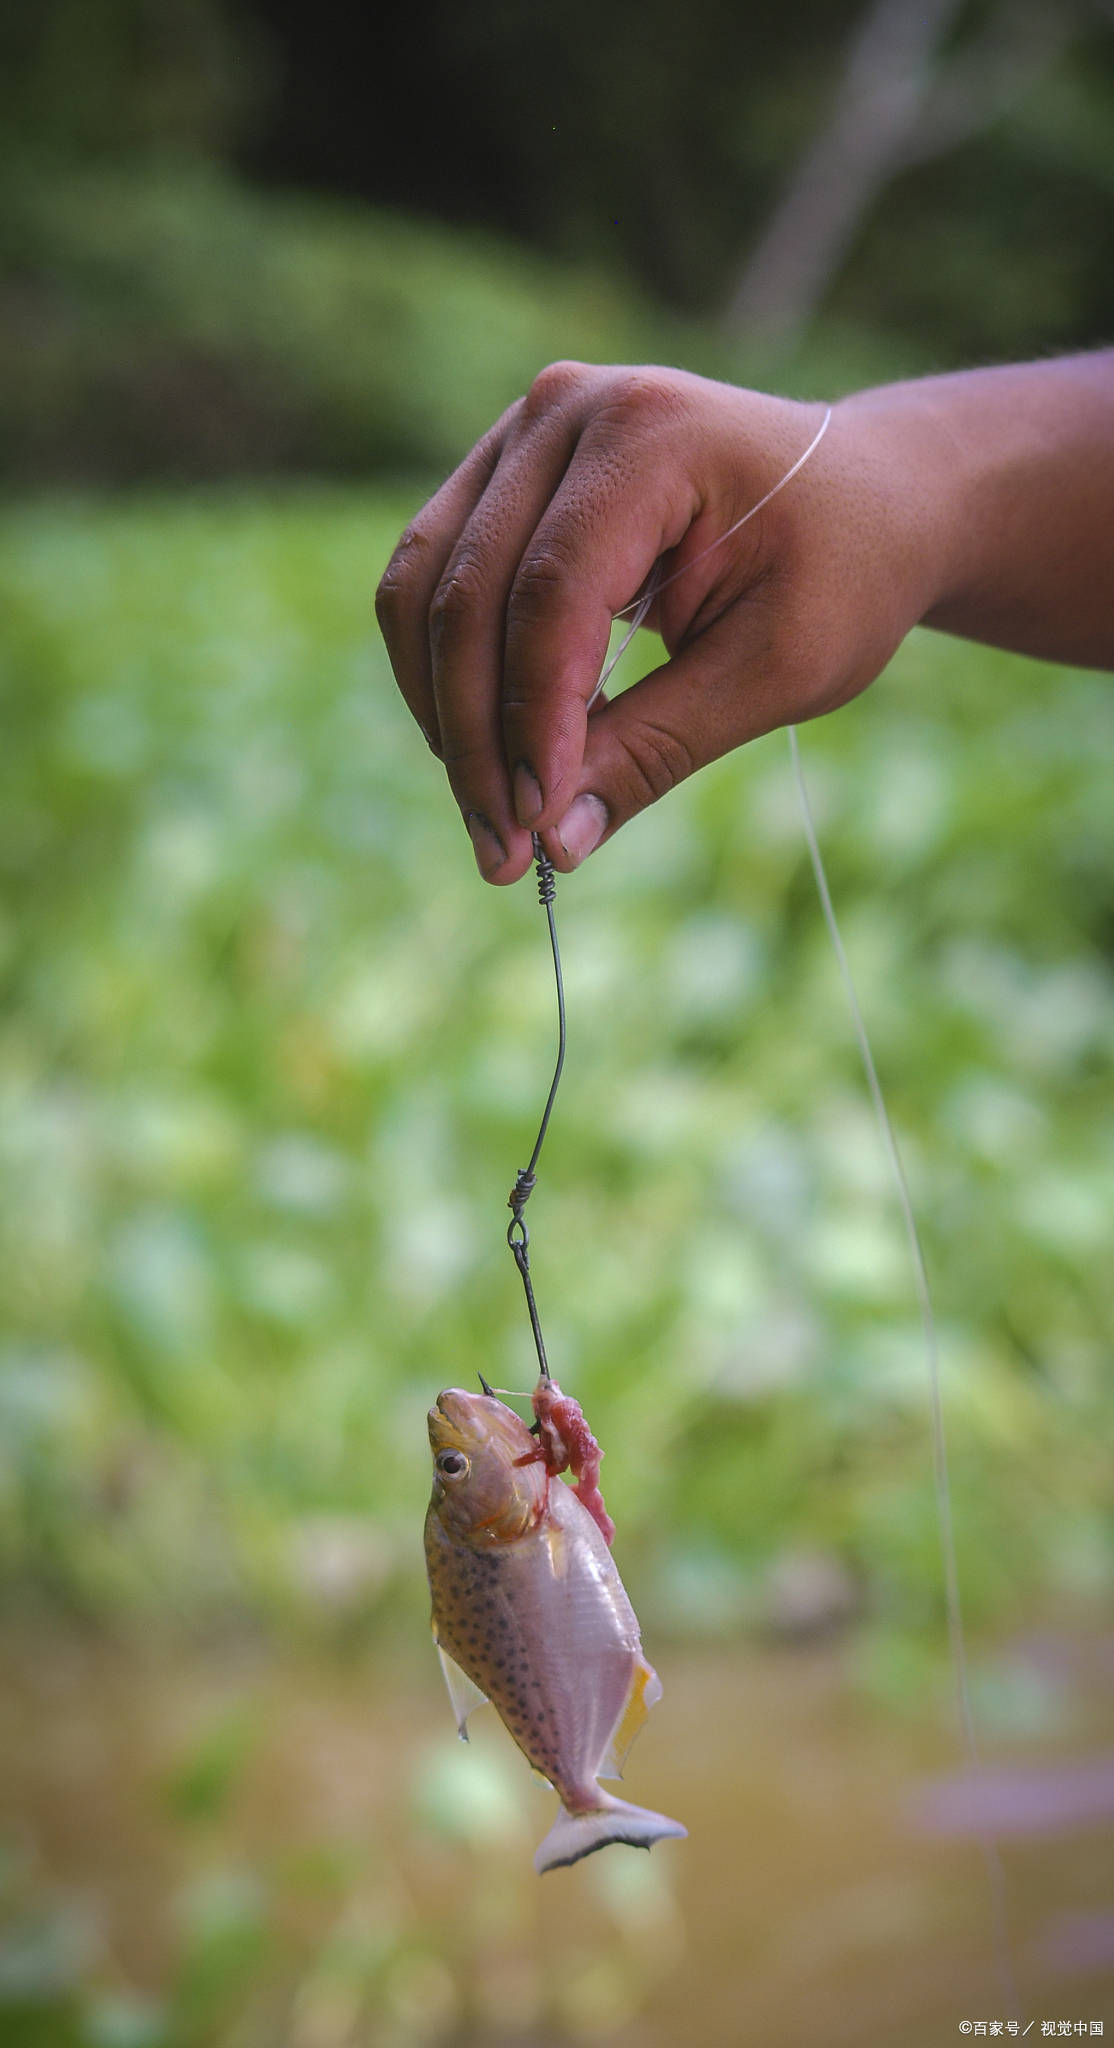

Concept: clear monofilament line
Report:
left=787, top=726, right=1018, bottom=2017
left=587, top=405, right=832, bottom=713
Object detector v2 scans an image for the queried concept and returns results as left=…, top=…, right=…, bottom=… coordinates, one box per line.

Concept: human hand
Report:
left=375, top=361, right=955, bottom=883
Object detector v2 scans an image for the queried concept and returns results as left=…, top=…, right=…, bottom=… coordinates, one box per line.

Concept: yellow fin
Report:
left=543, top=1520, right=570, bottom=1580
left=436, top=1645, right=489, bottom=1741
left=600, top=1657, right=663, bottom=1780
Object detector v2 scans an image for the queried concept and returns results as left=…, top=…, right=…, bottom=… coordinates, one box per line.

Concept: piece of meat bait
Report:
left=424, top=1385, right=686, bottom=1873
left=522, top=1376, right=616, bottom=1546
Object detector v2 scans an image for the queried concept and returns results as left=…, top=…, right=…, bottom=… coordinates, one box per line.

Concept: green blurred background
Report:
left=2, top=4, right=1113, bottom=2044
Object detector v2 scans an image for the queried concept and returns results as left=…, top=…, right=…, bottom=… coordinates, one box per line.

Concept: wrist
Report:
left=831, top=382, right=976, bottom=633
left=836, top=354, right=1114, bottom=667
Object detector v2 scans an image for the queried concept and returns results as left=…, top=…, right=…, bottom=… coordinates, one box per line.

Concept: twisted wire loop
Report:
left=506, top=834, right=567, bottom=1382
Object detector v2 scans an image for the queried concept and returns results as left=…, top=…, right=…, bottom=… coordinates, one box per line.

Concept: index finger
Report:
left=499, top=410, right=701, bottom=837
left=375, top=415, right=509, bottom=754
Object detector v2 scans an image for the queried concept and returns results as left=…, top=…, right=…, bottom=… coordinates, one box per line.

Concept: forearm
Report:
left=838, top=352, right=1114, bottom=670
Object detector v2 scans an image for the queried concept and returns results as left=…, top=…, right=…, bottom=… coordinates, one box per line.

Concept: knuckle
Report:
left=375, top=523, right=432, bottom=624
left=373, top=565, right=403, bottom=629
left=500, top=690, right=542, bottom=726
left=617, top=717, right=694, bottom=806
left=438, top=735, right=484, bottom=773
left=601, top=367, right=683, bottom=433
left=429, top=557, right=487, bottom=644
left=522, top=358, right=588, bottom=424
left=508, top=547, right=572, bottom=626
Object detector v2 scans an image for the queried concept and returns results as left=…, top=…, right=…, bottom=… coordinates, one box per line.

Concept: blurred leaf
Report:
left=164, top=1709, right=259, bottom=1825
left=81, top=1993, right=167, bottom=2048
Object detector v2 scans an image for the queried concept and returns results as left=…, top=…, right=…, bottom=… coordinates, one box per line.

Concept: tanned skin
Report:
left=376, top=354, right=1114, bottom=882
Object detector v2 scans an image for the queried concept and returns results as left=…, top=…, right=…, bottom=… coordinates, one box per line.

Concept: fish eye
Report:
left=436, top=1449, right=469, bottom=1480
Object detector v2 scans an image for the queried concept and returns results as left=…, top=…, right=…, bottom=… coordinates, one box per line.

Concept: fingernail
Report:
left=557, top=793, right=608, bottom=866
left=513, top=761, right=544, bottom=827
left=466, top=811, right=506, bottom=878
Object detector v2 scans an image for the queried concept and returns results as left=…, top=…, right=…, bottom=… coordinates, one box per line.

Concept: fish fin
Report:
left=543, top=1519, right=570, bottom=1579
left=534, top=1793, right=686, bottom=1874
left=599, top=1657, right=663, bottom=1780
left=436, top=1646, right=489, bottom=1741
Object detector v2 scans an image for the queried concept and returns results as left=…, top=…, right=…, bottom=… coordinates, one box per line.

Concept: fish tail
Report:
left=534, top=1793, right=687, bottom=1874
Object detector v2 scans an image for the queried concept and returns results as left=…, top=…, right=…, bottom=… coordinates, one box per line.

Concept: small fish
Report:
left=425, top=1384, right=686, bottom=1873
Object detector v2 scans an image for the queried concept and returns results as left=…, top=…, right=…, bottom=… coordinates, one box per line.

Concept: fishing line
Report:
left=587, top=404, right=833, bottom=711
left=788, top=728, right=1017, bottom=2017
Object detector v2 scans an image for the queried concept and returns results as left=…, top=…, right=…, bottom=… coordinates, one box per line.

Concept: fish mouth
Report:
left=427, top=1388, right=475, bottom=1453
left=428, top=1384, right=535, bottom=1468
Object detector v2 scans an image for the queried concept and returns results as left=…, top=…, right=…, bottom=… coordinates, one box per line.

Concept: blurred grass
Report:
left=0, top=160, right=941, bottom=485
left=1, top=482, right=1112, bottom=1658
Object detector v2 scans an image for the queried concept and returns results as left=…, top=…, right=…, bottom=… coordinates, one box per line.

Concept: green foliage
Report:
left=1, top=484, right=1111, bottom=1658
left=0, top=164, right=680, bottom=484
left=0, top=0, right=258, bottom=164
left=839, top=52, right=1114, bottom=362
left=164, top=1708, right=260, bottom=1824
left=0, top=159, right=942, bottom=487
left=4, top=1, right=1114, bottom=433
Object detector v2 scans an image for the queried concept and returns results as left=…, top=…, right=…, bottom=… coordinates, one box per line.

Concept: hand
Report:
left=374, top=357, right=1044, bottom=883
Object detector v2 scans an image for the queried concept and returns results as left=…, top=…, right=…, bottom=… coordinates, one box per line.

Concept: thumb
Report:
left=545, top=610, right=797, bottom=866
